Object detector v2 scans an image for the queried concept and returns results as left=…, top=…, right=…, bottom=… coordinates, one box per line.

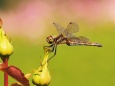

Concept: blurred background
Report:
left=0, top=0, right=115, bottom=86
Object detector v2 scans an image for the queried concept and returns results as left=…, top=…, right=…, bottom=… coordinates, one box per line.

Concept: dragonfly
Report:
left=44, top=22, right=102, bottom=61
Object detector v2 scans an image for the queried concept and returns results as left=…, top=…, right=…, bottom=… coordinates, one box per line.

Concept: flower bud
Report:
left=0, top=28, right=13, bottom=57
left=32, top=49, right=51, bottom=86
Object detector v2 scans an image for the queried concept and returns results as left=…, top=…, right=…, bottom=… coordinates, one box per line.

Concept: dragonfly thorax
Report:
left=46, top=36, right=54, bottom=44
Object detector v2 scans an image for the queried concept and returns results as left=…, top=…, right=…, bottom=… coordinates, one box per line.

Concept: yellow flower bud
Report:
left=0, top=28, right=13, bottom=57
left=32, top=48, right=51, bottom=86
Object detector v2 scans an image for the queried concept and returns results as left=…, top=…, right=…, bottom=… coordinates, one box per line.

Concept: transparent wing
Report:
left=68, top=36, right=89, bottom=42
left=53, top=22, right=65, bottom=35
left=77, top=36, right=89, bottom=42
left=66, top=22, right=79, bottom=34
left=63, top=22, right=79, bottom=37
left=53, top=22, right=79, bottom=38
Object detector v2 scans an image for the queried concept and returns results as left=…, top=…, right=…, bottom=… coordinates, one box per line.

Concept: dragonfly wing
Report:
left=68, top=36, right=89, bottom=42
left=53, top=22, right=79, bottom=38
left=53, top=22, right=65, bottom=35
left=77, top=36, right=89, bottom=42
left=66, top=33, right=77, bottom=38
left=66, top=22, right=79, bottom=34
left=67, top=36, right=89, bottom=45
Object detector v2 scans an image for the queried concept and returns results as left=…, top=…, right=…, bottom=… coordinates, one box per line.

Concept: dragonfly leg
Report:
left=43, top=44, right=54, bottom=53
left=47, top=44, right=57, bottom=62
left=43, top=44, right=54, bottom=48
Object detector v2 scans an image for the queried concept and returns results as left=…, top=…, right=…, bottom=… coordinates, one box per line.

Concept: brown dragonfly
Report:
left=44, top=22, right=102, bottom=61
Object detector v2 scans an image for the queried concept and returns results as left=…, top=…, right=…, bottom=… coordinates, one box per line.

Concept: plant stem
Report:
left=2, top=57, right=9, bottom=86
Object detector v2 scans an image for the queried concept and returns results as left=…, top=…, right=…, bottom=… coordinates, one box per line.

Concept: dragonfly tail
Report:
left=81, top=42, right=102, bottom=47
left=67, top=42, right=102, bottom=47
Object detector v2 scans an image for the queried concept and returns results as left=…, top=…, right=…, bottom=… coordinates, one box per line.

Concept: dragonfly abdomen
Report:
left=66, top=39, right=102, bottom=47
left=66, top=41, right=87, bottom=46
left=85, top=42, right=102, bottom=47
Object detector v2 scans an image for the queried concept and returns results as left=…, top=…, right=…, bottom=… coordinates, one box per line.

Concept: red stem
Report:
left=2, top=57, right=9, bottom=86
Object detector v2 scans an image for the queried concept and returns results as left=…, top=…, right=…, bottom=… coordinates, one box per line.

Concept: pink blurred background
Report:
left=0, top=0, right=114, bottom=39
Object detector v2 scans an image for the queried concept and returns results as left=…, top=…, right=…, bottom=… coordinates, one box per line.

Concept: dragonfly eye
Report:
left=46, top=36, right=54, bottom=44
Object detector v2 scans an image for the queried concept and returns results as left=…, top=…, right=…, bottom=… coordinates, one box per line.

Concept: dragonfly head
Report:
left=46, top=36, right=54, bottom=44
